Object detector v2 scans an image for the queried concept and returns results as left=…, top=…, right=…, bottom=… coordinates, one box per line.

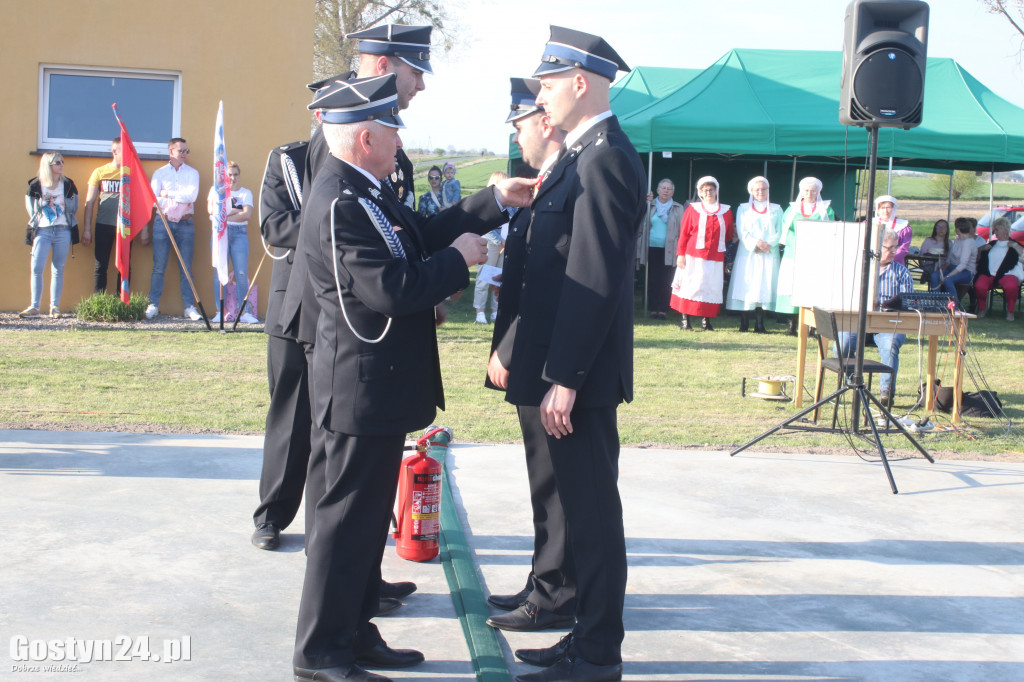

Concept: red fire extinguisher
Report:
left=392, top=426, right=451, bottom=562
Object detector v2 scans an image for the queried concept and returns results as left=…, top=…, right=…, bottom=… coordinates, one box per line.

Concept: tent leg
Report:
left=790, top=157, right=797, bottom=202
left=947, top=172, right=953, bottom=223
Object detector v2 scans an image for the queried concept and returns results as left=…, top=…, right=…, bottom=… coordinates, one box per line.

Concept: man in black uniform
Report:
left=253, top=139, right=311, bottom=551
left=485, top=78, right=575, bottom=634
left=253, top=25, right=428, bottom=569
left=493, top=28, right=647, bottom=682
left=292, top=74, right=533, bottom=682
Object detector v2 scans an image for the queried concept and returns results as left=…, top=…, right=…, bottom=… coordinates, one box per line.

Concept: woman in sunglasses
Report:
left=417, top=165, right=443, bottom=217
left=22, top=152, right=79, bottom=318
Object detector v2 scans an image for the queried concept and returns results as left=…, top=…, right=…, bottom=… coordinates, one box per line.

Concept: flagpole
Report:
left=153, top=204, right=213, bottom=331
left=231, top=249, right=268, bottom=332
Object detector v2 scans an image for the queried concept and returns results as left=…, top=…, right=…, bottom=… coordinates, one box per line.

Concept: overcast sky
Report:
left=397, top=0, right=1024, bottom=154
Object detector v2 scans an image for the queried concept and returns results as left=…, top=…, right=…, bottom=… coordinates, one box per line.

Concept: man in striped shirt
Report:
left=838, top=228, right=915, bottom=408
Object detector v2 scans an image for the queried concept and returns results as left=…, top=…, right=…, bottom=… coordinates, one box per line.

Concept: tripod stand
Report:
left=730, top=125, right=934, bottom=494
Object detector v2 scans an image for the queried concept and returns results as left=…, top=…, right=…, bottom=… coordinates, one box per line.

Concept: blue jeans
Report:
left=836, top=331, right=906, bottom=394
left=30, top=226, right=72, bottom=310
left=150, top=217, right=195, bottom=308
left=930, top=265, right=972, bottom=297
left=213, top=224, right=253, bottom=315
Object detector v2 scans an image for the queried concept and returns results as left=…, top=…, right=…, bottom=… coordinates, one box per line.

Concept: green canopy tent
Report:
left=617, top=49, right=1024, bottom=218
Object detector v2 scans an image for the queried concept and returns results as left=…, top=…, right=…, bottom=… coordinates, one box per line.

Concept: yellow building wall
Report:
left=1, top=1, right=313, bottom=315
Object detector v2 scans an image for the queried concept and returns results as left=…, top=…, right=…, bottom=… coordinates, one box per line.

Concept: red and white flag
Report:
left=211, top=101, right=231, bottom=289
left=112, top=104, right=158, bottom=304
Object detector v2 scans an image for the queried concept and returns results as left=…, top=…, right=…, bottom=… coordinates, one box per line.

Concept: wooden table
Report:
left=795, top=307, right=973, bottom=424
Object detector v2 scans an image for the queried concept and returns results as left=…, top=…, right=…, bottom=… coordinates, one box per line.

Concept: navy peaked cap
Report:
left=533, top=26, right=629, bottom=80
left=307, top=74, right=405, bottom=128
left=507, top=77, right=543, bottom=123
left=346, top=24, right=433, bottom=75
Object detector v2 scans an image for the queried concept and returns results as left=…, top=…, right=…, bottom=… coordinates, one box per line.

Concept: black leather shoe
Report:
left=753, top=322, right=767, bottom=334
left=355, top=642, right=424, bottom=669
left=487, top=586, right=530, bottom=611
left=515, top=633, right=572, bottom=667
left=251, top=522, right=280, bottom=550
left=378, top=580, right=417, bottom=600
left=514, top=656, right=622, bottom=682
left=486, top=601, right=574, bottom=632
left=702, top=317, right=714, bottom=331
left=294, top=663, right=392, bottom=681
left=680, top=315, right=691, bottom=331
left=375, top=598, right=402, bottom=617
left=738, top=315, right=749, bottom=332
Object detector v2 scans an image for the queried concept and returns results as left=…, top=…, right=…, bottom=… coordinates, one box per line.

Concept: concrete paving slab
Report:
left=2, top=430, right=1023, bottom=681
left=0, top=431, right=473, bottom=681
left=451, top=444, right=1024, bottom=682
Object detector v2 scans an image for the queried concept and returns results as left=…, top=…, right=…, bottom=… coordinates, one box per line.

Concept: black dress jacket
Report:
left=299, top=155, right=507, bottom=435
left=502, top=116, right=647, bottom=408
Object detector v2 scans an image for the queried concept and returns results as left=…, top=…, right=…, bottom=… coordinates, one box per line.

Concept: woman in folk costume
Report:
left=670, top=176, right=736, bottom=331
left=726, top=176, right=783, bottom=333
left=873, top=194, right=912, bottom=265
left=773, top=176, right=834, bottom=334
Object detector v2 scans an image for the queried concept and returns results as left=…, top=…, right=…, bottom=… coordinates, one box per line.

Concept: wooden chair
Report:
left=811, top=307, right=896, bottom=428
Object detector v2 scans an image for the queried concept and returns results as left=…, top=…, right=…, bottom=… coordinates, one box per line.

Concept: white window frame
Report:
left=39, top=65, right=182, bottom=156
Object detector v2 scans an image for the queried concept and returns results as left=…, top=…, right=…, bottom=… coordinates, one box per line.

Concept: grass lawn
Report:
left=1, top=278, right=1021, bottom=459
left=888, top=176, right=1024, bottom=201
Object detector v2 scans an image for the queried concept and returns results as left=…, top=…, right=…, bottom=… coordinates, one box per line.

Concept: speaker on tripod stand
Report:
left=732, top=1, right=936, bottom=495
left=839, top=0, right=929, bottom=130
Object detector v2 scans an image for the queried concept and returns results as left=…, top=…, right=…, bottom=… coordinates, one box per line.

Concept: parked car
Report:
left=977, top=205, right=1024, bottom=244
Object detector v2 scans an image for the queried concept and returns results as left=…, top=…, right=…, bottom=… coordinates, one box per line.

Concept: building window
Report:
left=39, top=65, right=181, bottom=156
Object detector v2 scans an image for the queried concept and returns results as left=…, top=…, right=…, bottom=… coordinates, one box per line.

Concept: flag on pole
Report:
left=211, top=101, right=231, bottom=290
left=112, top=104, right=158, bottom=305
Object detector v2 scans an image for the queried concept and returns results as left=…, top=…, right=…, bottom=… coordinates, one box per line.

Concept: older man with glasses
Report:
left=836, top=228, right=916, bottom=409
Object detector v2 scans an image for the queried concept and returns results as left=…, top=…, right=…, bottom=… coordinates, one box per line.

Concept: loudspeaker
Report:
left=839, top=0, right=929, bottom=129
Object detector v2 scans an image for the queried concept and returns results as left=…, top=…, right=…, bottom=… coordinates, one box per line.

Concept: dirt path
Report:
left=899, top=199, right=995, bottom=222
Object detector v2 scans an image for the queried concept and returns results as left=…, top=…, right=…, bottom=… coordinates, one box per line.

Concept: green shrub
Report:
left=75, top=292, right=148, bottom=322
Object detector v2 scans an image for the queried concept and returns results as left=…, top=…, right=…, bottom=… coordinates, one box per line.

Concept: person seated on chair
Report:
left=929, top=217, right=978, bottom=300
left=836, top=228, right=915, bottom=409
left=916, top=219, right=949, bottom=283
left=974, top=217, right=1024, bottom=322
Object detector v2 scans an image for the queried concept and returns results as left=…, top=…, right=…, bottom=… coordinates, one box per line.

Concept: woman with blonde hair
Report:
left=21, top=152, right=79, bottom=318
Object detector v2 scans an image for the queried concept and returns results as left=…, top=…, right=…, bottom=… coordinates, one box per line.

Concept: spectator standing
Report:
left=727, top=176, right=782, bottom=333
left=670, top=176, right=736, bottom=331
left=21, top=152, right=78, bottom=318
left=418, top=165, right=443, bottom=217
left=773, top=177, right=834, bottom=334
left=207, top=161, right=258, bottom=323
left=873, top=195, right=912, bottom=265
left=83, top=138, right=141, bottom=294
left=148, top=137, right=201, bottom=320
left=441, top=162, right=461, bottom=208
left=636, top=178, right=685, bottom=320
left=474, top=171, right=508, bottom=323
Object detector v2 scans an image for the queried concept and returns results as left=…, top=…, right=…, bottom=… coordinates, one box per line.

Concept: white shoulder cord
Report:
left=258, top=151, right=303, bottom=261
left=329, top=196, right=406, bottom=344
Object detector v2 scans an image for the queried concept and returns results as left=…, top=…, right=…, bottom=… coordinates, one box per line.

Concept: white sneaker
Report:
left=210, top=313, right=222, bottom=323
left=490, top=310, right=498, bottom=322
left=475, top=311, right=487, bottom=324
left=184, top=305, right=202, bottom=321
left=145, top=304, right=159, bottom=320
left=239, top=312, right=259, bottom=324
